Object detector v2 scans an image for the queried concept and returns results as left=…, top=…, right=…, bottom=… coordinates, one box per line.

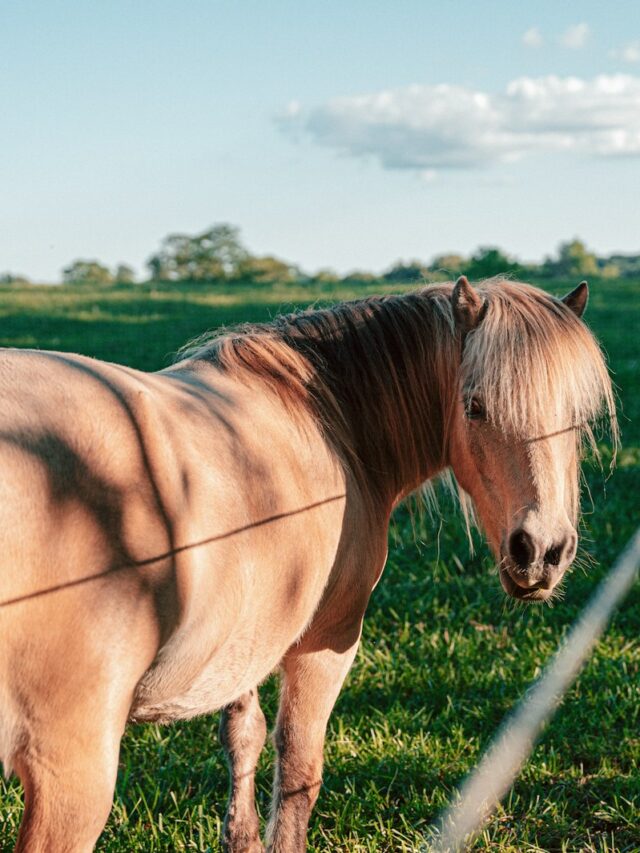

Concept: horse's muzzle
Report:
left=499, top=527, right=577, bottom=602
left=499, top=565, right=561, bottom=602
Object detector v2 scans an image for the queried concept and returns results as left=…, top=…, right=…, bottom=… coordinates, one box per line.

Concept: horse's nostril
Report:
left=544, top=534, right=577, bottom=568
left=508, top=529, right=535, bottom=570
left=544, top=544, right=563, bottom=567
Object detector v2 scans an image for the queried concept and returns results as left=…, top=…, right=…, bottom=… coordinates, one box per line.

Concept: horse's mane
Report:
left=178, top=279, right=617, bottom=502
left=179, top=285, right=458, bottom=498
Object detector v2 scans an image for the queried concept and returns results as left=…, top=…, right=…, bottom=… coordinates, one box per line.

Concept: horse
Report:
left=0, top=276, right=616, bottom=852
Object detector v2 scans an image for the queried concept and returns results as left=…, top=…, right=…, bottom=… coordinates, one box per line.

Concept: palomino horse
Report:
left=0, top=277, right=615, bottom=851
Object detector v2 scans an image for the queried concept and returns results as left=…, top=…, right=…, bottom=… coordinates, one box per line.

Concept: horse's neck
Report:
left=301, top=293, right=456, bottom=505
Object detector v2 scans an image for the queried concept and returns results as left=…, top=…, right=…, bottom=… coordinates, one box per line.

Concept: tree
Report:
left=62, top=260, right=113, bottom=286
left=546, top=239, right=599, bottom=278
left=428, top=254, right=466, bottom=276
left=0, top=272, right=30, bottom=286
left=341, top=270, right=377, bottom=285
left=201, top=224, right=249, bottom=276
left=313, top=268, right=340, bottom=285
left=604, top=253, right=640, bottom=278
left=463, top=246, right=517, bottom=279
left=237, top=255, right=297, bottom=284
left=147, top=254, right=169, bottom=281
left=382, top=261, right=428, bottom=284
left=114, top=264, right=136, bottom=284
left=598, top=261, right=621, bottom=279
left=147, top=223, right=249, bottom=281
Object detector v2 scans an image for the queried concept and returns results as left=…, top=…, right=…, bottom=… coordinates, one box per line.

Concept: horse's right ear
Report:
left=452, top=276, right=486, bottom=332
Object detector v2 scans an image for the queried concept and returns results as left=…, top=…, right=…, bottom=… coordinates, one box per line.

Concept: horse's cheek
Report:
left=451, top=424, right=485, bottom=496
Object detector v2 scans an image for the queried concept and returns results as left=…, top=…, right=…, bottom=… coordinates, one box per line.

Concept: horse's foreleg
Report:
left=266, top=635, right=361, bottom=853
left=219, top=688, right=267, bottom=853
left=12, top=707, right=124, bottom=853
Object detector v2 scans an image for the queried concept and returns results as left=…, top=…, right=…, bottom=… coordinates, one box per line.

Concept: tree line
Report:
left=2, top=224, right=639, bottom=286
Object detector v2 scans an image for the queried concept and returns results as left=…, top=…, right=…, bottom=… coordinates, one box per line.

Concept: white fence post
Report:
left=426, top=527, right=640, bottom=852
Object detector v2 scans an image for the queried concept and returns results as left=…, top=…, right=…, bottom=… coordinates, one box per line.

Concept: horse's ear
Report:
left=452, top=276, right=486, bottom=332
left=561, top=281, right=589, bottom=318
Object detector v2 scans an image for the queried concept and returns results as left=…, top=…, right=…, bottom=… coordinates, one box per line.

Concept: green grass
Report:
left=0, top=277, right=638, bottom=852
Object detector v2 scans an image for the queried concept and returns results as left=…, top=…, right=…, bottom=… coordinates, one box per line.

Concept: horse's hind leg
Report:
left=266, top=632, right=361, bottom=853
left=219, top=688, right=267, bottom=853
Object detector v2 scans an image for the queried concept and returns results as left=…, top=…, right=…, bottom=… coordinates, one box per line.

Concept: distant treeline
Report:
left=2, top=223, right=639, bottom=286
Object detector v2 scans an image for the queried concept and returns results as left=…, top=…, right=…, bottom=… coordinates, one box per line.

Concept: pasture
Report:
left=0, top=277, right=638, bottom=852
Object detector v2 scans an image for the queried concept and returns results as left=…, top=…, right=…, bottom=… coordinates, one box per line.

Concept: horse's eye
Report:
left=466, top=397, right=485, bottom=420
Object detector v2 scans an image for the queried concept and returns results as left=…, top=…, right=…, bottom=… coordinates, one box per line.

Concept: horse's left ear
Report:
left=452, top=276, right=486, bottom=332
left=561, top=281, right=589, bottom=318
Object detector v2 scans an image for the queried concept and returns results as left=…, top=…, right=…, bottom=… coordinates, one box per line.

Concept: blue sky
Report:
left=1, top=0, right=639, bottom=281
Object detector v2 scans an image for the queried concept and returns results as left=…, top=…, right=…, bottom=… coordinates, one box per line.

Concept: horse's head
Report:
left=447, top=277, right=616, bottom=602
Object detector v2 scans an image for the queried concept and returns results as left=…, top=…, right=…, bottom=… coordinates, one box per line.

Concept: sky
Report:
left=1, top=0, right=639, bottom=281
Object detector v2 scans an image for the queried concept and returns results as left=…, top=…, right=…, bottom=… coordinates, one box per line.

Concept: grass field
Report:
left=0, top=277, right=638, bottom=852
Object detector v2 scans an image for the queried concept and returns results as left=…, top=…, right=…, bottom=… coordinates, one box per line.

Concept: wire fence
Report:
left=424, top=526, right=640, bottom=852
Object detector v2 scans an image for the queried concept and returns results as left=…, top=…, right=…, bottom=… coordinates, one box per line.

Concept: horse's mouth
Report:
left=499, top=566, right=556, bottom=602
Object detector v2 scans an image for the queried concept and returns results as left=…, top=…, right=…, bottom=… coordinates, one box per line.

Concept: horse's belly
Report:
left=130, top=521, right=344, bottom=722
left=130, top=632, right=280, bottom=722
left=130, top=599, right=317, bottom=722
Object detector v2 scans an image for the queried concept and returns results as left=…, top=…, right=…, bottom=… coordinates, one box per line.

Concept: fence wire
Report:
left=426, top=526, right=640, bottom=852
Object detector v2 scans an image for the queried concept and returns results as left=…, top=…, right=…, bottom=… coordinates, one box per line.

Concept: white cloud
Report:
left=420, top=169, right=437, bottom=183
left=279, top=75, right=640, bottom=173
left=522, top=27, right=543, bottom=48
left=283, top=99, right=302, bottom=118
left=560, top=22, right=590, bottom=49
left=611, top=41, right=640, bottom=63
